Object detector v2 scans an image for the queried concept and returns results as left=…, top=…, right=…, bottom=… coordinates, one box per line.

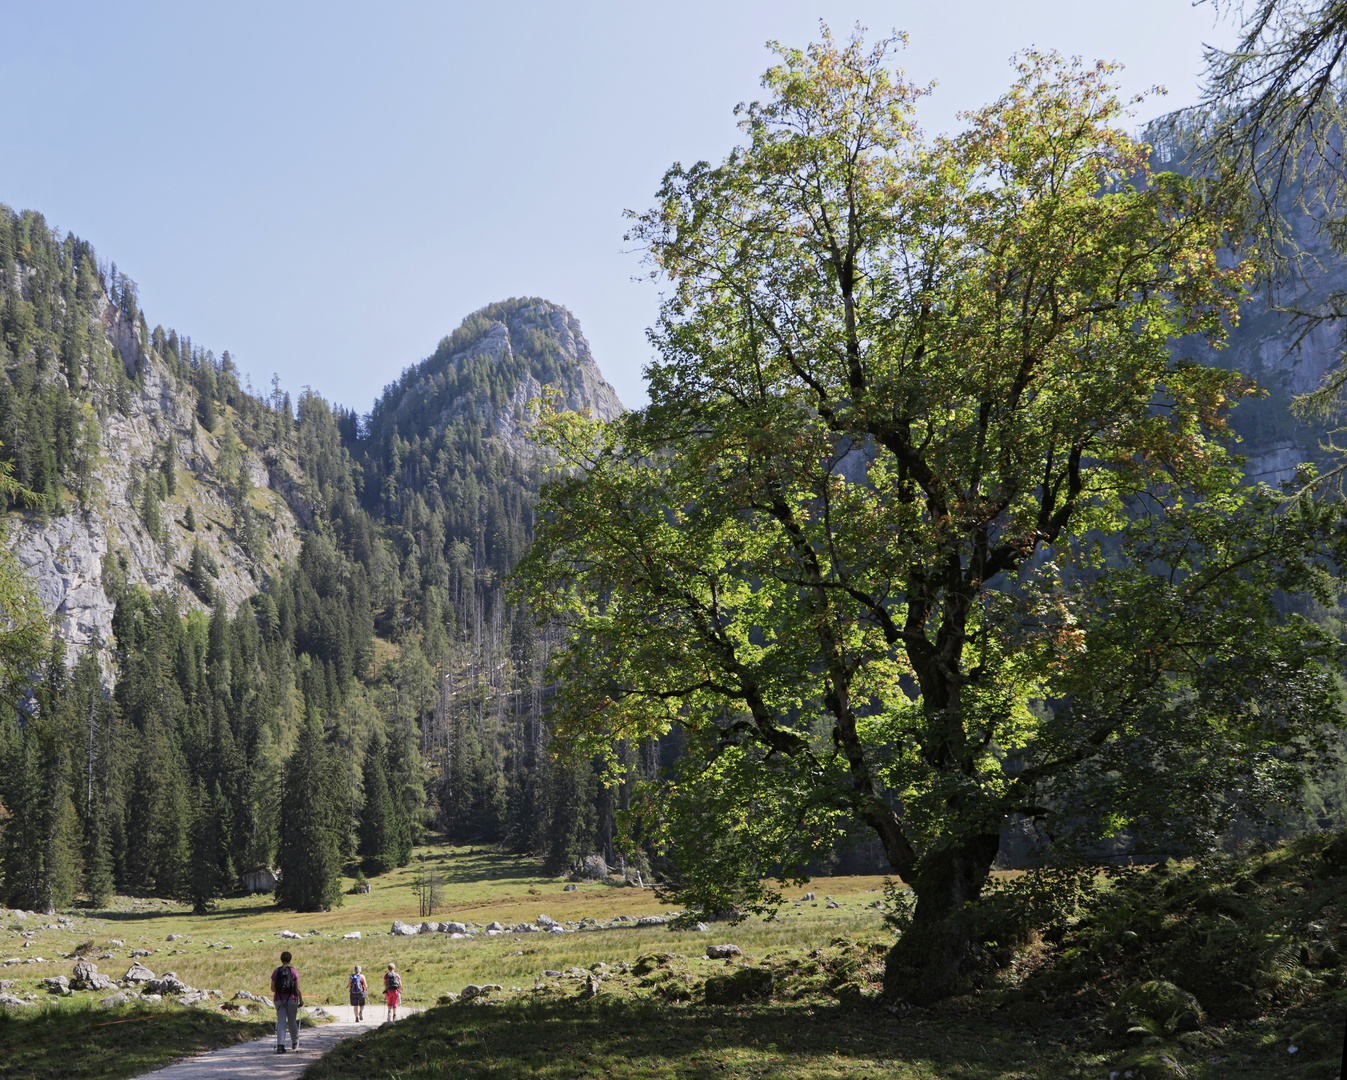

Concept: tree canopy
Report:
left=517, top=30, right=1347, bottom=1002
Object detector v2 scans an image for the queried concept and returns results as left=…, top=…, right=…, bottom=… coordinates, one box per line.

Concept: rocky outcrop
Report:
left=12, top=327, right=301, bottom=672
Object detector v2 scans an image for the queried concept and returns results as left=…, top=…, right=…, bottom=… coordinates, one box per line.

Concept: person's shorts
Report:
left=349, top=991, right=366, bottom=1006
left=386, top=989, right=400, bottom=1007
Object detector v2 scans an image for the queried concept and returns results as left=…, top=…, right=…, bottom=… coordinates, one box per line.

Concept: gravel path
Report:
left=130, top=1007, right=420, bottom=1080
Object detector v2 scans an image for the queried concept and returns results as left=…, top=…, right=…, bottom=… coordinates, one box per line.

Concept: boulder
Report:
left=580, top=854, right=609, bottom=880
left=130, top=948, right=152, bottom=958
left=486, top=922, right=504, bottom=932
left=826, top=900, right=841, bottom=909
left=637, top=915, right=666, bottom=927
left=440, top=922, right=468, bottom=934
left=705, top=967, right=774, bottom=1005
left=123, top=962, right=155, bottom=984
left=278, top=930, right=301, bottom=939
left=706, top=944, right=743, bottom=960
left=692, top=923, right=710, bottom=932
left=305, top=929, right=321, bottom=937
left=242, top=868, right=278, bottom=894
left=391, top=921, right=419, bottom=937
left=803, top=892, right=815, bottom=901
left=234, top=990, right=267, bottom=1002
left=0, top=980, right=11, bottom=992
left=543, top=969, right=562, bottom=977
left=563, top=883, right=577, bottom=892
left=139, top=993, right=162, bottom=1003
left=71, top=959, right=114, bottom=991
left=99, top=992, right=129, bottom=1007
left=537, top=914, right=558, bottom=927
left=342, top=932, right=361, bottom=940
left=146, top=973, right=194, bottom=995
left=43, top=975, right=71, bottom=994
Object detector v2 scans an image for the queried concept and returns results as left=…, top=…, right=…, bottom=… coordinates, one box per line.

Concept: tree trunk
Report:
left=882, top=830, right=1000, bottom=1004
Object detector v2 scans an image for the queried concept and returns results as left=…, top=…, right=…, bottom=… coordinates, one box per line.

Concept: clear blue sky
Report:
left=1, top=1, right=1236, bottom=412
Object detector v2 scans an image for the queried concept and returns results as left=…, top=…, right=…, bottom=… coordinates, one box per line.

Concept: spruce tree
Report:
left=275, top=716, right=344, bottom=911
left=357, top=730, right=399, bottom=874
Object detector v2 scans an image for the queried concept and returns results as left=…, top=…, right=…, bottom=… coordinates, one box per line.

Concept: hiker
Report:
left=383, top=962, right=401, bottom=1021
left=271, top=950, right=304, bottom=1053
left=348, top=964, right=368, bottom=1021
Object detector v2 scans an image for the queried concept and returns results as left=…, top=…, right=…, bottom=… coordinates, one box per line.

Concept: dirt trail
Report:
left=131, top=1007, right=419, bottom=1080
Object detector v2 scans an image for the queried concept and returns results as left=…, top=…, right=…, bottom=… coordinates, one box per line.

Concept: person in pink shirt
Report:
left=271, top=951, right=304, bottom=1053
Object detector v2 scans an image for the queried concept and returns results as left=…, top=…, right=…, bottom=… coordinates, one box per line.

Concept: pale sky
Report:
left=1, top=1, right=1237, bottom=412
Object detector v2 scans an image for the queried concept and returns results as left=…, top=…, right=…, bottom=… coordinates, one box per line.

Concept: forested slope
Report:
left=0, top=207, right=649, bottom=914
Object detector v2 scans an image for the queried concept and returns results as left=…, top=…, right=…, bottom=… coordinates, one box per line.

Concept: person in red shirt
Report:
left=383, top=962, right=401, bottom=1021
left=271, top=951, right=304, bottom=1053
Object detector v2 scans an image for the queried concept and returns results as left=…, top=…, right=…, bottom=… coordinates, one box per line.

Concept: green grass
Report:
left=6, top=834, right=1347, bottom=1078
left=305, top=996, right=1107, bottom=1080
left=0, top=999, right=271, bottom=1080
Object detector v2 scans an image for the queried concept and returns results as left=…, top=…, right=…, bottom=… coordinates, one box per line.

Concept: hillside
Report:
left=0, top=206, right=634, bottom=915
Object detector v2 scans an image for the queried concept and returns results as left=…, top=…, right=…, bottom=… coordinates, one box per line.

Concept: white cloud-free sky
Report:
left=1, top=1, right=1237, bottom=412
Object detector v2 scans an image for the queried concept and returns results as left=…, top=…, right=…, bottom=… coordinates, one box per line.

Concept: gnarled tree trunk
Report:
left=882, top=831, right=1001, bottom=1004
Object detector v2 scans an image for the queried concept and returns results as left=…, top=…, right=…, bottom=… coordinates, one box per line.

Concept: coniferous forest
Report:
left=0, top=204, right=659, bottom=914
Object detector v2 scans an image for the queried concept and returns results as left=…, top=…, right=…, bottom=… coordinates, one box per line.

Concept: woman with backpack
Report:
left=271, top=951, right=304, bottom=1054
left=348, top=964, right=368, bottom=1021
left=383, top=962, right=401, bottom=1021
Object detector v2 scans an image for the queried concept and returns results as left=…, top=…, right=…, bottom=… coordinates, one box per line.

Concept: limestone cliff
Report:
left=11, top=305, right=301, bottom=666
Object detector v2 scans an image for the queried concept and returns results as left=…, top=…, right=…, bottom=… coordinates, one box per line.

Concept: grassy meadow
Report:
left=6, top=834, right=1347, bottom=1079
left=2, top=843, right=891, bottom=1007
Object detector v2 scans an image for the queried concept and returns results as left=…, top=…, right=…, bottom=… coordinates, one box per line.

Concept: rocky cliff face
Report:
left=12, top=311, right=301, bottom=669
left=10, top=295, right=625, bottom=672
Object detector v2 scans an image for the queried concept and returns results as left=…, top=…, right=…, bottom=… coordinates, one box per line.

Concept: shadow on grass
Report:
left=0, top=999, right=272, bottom=1080
left=305, top=995, right=1087, bottom=1080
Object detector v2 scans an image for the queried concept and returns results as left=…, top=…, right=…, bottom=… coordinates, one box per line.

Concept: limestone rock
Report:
left=706, top=944, right=743, bottom=960
left=99, top=992, right=129, bottom=1007
left=342, top=932, right=361, bottom=940
left=123, top=962, right=155, bottom=984
left=391, top=921, right=419, bottom=936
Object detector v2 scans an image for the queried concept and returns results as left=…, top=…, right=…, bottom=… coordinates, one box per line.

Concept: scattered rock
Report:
left=637, top=916, right=666, bottom=927
left=486, top=922, right=505, bottom=932
left=391, top=921, right=419, bottom=937
left=306, top=930, right=322, bottom=937
left=234, top=990, right=267, bottom=1002
left=0, top=980, right=11, bottom=992
left=43, top=975, right=71, bottom=995
left=108, top=940, right=124, bottom=947
left=342, top=932, right=361, bottom=940
left=803, top=893, right=815, bottom=901
left=537, top=914, right=558, bottom=927
left=692, top=923, right=710, bottom=932
left=563, top=883, right=577, bottom=892
left=130, top=949, right=152, bottom=958
left=278, top=930, right=301, bottom=940
left=826, top=900, right=841, bottom=909
left=542, top=970, right=562, bottom=978
left=71, top=959, right=114, bottom=991
left=166, top=934, right=182, bottom=942
left=440, top=922, right=468, bottom=934
left=458, top=983, right=500, bottom=1001
left=98, top=993, right=129, bottom=1007
left=146, top=973, right=195, bottom=996
left=706, top=944, right=743, bottom=960
left=123, top=962, right=155, bottom=985
left=579, top=975, right=600, bottom=999
left=139, top=993, right=162, bottom=1004
left=705, top=967, right=774, bottom=1005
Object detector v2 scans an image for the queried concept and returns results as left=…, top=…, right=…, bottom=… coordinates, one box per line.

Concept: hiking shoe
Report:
left=275, top=1046, right=286, bottom=1054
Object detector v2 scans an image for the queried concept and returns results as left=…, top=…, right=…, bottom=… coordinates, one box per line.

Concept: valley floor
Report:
left=2, top=836, right=1344, bottom=1079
